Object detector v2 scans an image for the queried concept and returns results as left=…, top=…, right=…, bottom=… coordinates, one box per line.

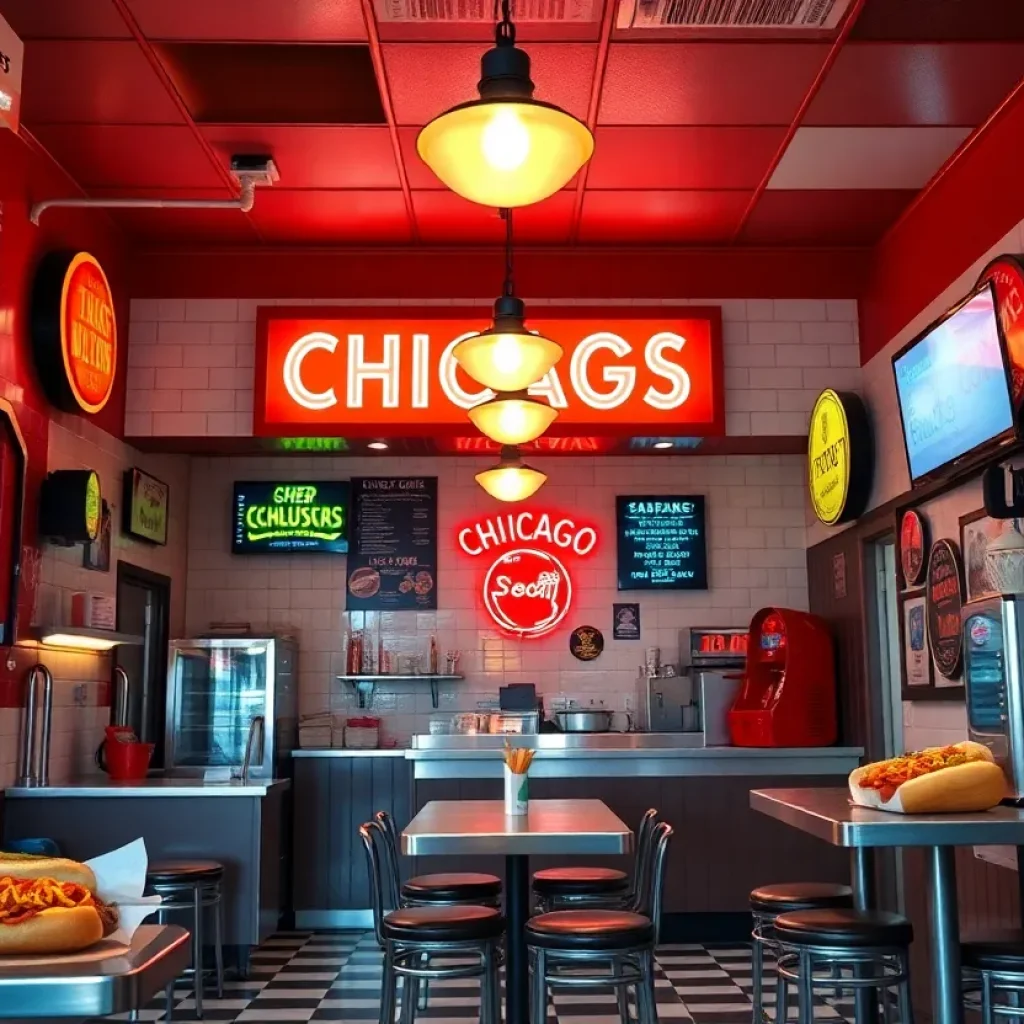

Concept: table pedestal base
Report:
left=506, top=855, right=530, bottom=1024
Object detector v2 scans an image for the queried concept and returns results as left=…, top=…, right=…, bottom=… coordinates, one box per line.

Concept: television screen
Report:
left=233, top=481, right=349, bottom=554
left=893, top=283, right=1015, bottom=484
left=616, top=495, right=708, bottom=590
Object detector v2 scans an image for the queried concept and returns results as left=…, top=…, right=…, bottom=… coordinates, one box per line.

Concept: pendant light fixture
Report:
left=476, top=445, right=547, bottom=502
left=416, top=0, right=594, bottom=209
left=469, top=390, right=557, bottom=445
left=455, top=209, right=563, bottom=396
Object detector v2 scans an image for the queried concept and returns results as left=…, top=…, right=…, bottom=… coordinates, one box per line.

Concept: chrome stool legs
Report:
left=964, top=968, right=1024, bottom=1024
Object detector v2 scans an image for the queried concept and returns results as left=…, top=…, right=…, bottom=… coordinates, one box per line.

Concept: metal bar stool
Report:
left=961, top=931, right=1024, bottom=1024
left=773, top=908, right=914, bottom=1024
left=749, top=883, right=854, bottom=1024
left=533, top=809, right=659, bottom=912
left=145, top=859, right=226, bottom=1021
left=526, top=821, right=673, bottom=1024
left=360, top=821, right=505, bottom=1024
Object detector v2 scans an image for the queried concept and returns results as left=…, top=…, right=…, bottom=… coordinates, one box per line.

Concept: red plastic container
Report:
left=105, top=741, right=154, bottom=781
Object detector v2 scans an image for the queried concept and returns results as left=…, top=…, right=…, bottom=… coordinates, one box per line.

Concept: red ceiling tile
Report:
left=740, top=189, right=916, bottom=246
left=599, top=43, right=829, bottom=126
left=383, top=43, right=596, bottom=125
left=806, top=43, right=1024, bottom=126
left=587, top=127, right=787, bottom=190
left=579, top=190, right=751, bottom=244
left=375, top=20, right=601, bottom=44
left=125, top=0, right=367, bottom=41
left=30, top=125, right=227, bottom=189
left=22, top=41, right=184, bottom=126
left=0, top=0, right=131, bottom=38
left=200, top=126, right=400, bottom=189
left=852, top=0, right=1024, bottom=42
left=248, top=189, right=412, bottom=243
left=412, top=191, right=574, bottom=243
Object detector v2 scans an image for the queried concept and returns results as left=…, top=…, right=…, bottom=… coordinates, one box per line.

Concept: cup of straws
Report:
left=503, top=742, right=534, bottom=816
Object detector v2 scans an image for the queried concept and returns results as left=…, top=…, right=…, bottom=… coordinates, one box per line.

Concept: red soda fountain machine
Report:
left=727, top=607, right=837, bottom=747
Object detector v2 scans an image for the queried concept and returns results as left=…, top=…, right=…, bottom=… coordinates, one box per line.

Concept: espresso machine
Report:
left=962, top=597, right=1024, bottom=803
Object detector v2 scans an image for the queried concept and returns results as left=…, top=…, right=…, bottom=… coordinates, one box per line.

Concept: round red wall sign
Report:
left=483, top=548, right=573, bottom=638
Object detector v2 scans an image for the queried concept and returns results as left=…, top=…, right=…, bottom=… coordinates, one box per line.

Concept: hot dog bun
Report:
left=849, top=741, right=1006, bottom=813
left=0, top=906, right=103, bottom=954
left=0, top=856, right=96, bottom=889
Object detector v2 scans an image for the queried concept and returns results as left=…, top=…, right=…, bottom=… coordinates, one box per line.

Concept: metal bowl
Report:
left=553, top=710, right=613, bottom=733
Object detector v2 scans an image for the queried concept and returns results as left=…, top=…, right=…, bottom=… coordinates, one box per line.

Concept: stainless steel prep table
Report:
left=0, top=925, right=189, bottom=1018
left=402, top=799, right=632, bottom=1024
left=751, top=787, right=1024, bottom=1024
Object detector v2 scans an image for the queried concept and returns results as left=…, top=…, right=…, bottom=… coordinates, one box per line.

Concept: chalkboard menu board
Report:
left=233, top=481, right=349, bottom=554
left=616, top=495, right=708, bottom=591
left=347, top=477, right=438, bottom=611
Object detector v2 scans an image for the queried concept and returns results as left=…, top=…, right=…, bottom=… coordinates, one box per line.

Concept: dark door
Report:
left=115, top=563, right=171, bottom=768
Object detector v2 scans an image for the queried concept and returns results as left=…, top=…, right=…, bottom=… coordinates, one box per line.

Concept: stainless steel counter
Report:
left=5, top=777, right=291, bottom=798
left=292, top=748, right=407, bottom=758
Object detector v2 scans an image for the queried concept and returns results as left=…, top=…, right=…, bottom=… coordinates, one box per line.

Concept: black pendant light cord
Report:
left=494, top=0, right=515, bottom=45
left=502, top=207, right=514, bottom=298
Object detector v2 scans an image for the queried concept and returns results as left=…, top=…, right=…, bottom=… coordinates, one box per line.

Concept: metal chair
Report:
left=360, top=820, right=505, bottom=1024
left=145, top=860, right=226, bottom=1021
left=749, top=882, right=854, bottom=1024
left=962, top=931, right=1024, bottom=1024
left=773, top=908, right=914, bottom=1024
left=532, top=808, right=658, bottom=912
left=526, top=821, right=673, bottom=1024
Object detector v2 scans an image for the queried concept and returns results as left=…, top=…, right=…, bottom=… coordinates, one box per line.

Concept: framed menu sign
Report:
left=616, top=495, right=707, bottom=591
left=926, top=538, right=965, bottom=686
left=347, top=477, right=438, bottom=611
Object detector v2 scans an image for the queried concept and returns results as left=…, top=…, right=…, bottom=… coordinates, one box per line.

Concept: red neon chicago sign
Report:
left=254, top=306, right=723, bottom=437
left=458, top=511, right=598, bottom=639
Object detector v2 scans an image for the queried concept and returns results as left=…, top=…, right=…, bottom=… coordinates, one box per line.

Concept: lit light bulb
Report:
left=481, top=108, right=530, bottom=172
left=492, top=334, right=525, bottom=374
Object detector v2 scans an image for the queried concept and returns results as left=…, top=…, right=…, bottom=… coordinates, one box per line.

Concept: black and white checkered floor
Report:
left=126, top=930, right=858, bottom=1024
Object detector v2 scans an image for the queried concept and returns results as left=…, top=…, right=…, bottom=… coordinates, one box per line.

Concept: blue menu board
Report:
left=616, top=495, right=708, bottom=591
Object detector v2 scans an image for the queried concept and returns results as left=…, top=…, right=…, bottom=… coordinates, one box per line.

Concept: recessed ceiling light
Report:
left=653, top=441, right=673, bottom=449
left=368, top=441, right=389, bottom=450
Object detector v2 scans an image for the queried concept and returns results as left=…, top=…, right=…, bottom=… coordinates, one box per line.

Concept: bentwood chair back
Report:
left=627, top=809, right=661, bottom=912
left=360, top=821, right=392, bottom=947
left=374, top=811, right=404, bottom=909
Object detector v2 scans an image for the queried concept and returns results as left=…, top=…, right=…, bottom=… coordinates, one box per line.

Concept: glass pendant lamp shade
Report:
left=476, top=446, right=547, bottom=502
left=416, top=21, right=593, bottom=208
left=468, top=391, right=557, bottom=445
left=454, top=296, right=562, bottom=391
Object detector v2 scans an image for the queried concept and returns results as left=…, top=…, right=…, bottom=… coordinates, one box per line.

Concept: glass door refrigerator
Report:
left=165, top=636, right=297, bottom=778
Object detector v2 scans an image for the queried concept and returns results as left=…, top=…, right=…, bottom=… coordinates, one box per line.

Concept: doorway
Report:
left=115, top=562, right=172, bottom=768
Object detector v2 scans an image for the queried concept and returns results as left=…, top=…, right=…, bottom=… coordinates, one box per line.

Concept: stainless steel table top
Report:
left=5, top=777, right=290, bottom=798
left=402, top=799, right=633, bottom=856
left=0, top=924, right=189, bottom=1018
left=752, top=787, right=1024, bottom=847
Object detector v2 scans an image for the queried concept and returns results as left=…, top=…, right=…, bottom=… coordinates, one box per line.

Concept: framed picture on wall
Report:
left=960, top=508, right=1005, bottom=603
left=899, top=589, right=933, bottom=699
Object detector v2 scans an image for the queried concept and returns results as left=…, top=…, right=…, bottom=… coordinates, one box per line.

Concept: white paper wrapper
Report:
left=84, top=837, right=162, bottom=945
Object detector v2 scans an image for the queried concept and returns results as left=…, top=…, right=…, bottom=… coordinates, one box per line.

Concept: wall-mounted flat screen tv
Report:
left=233, top=481, right=349, bottom=554
left=892, top=282, right=1017, bottom=486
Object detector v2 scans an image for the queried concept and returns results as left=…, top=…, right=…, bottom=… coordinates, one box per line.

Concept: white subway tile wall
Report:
left=0, top=410, right=190, bottom=789
left=186, top=453, right=812, bottom=746
left=125, top=297, right=861, bottom=438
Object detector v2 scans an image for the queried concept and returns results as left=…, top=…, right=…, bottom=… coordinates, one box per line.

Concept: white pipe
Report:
left=30, top=176, right=257, bottom=226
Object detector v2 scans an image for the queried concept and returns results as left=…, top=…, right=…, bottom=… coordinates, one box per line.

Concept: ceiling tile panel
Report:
left=248, top=189, right=412, bottom=243
left=411, top=191, right=574, bottom=243
left=740, top=189, right=916, bottom=245
left=383, top=43, right=596, bottom=125
left=94, top=188, right=262, bottom=244
left=579, top=190, right=750, bottom=243
left=806, top=43, right=1024, bottom=126
left=201, top=126, right=400, bottom=189
left=599, top=43, right=829, bottom=126
left=126, top=0, right=367, bottom=41
left=768, top=126, right=972, bottom=190
left=30, top=125, right=227, bottom=189
left=852, top=0, right=1024, bottom=42
left=376, top=20, right=601, bottom=44
left=587, top=127, right=787, bottom=190
left=0, top=0, right=131, bottom=38
left=22, top=41, right=184, bottom=126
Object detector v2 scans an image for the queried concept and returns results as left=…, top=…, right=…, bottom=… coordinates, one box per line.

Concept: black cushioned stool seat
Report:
left=750, top=882, right=854, bottom=916
left=533, top=867, right=629, bottom=897
left=526, top=910, right=654, bottom=951
left=774, top=909, right=913, bottom=949
left=146, top=860, right=225, bottom=886
left=382, top=905, right=505, bottom=943
left=962, top=931, right=1024, bottom=971
left=402, top=872, right=502, bottom=902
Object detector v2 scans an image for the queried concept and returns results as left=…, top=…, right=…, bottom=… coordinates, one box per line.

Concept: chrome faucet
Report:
left=17, top=664, right=53, bottom=787
left=241, top=715, right=266, bottom=781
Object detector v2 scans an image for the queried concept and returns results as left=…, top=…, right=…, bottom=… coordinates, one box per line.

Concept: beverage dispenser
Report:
left=727, top=607, right=837, bottom=747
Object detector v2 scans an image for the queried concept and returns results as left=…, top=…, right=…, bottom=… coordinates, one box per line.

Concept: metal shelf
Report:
left=336, top=674, right=464, bottom=709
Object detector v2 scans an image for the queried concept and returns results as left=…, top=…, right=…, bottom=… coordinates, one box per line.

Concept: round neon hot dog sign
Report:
left=458, top=512, right=598, bottom=639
